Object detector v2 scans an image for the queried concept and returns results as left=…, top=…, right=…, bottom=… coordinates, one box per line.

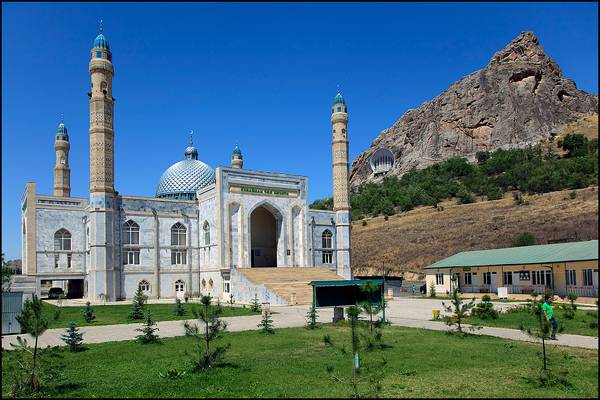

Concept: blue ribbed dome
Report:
left=56, top=122, right=68, bottom=141
left=232, top=145, right=242, bottom=155
left=94, top=34, right=110, bottom=50
left=333, top=92, right=345, bottom=105
left=156, top=141, right=215, bottom=200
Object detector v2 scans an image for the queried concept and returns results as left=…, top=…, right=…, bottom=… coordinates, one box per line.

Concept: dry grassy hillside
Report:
left=352, top=186, right=598, bottom=277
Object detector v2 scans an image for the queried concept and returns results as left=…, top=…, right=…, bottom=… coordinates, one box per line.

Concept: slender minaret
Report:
left=330, top=89, right=352, bottom=279
left=53, top=120, right=71, bottom=197
left=231, top=144, right=243, bottom=168
left=88, top=22, right=118, bottom=301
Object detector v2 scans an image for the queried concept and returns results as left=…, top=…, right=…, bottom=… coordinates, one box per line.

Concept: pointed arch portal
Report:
left=250, top=205, right=281, bottom=267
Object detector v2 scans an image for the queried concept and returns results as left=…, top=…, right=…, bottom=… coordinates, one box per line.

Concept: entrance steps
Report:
left=233, top=267, right=344, bottom=305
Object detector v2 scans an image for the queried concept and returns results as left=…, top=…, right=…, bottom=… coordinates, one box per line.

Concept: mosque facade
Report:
left=20, top=31, right=352, bottom=304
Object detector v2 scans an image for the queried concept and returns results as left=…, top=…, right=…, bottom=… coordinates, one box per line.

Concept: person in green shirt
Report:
left=541, top=294, right=558, bottom=340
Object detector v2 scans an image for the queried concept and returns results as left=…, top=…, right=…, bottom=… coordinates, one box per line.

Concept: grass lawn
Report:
left=2, top=325, right=597, bottom=398
left=42, top=301, right=259, bottom=329
left=464, top=307, right=598, bottom=337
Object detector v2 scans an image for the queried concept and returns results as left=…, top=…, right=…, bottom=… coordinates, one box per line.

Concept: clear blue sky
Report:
left=2, top=2, right=598, bottom=259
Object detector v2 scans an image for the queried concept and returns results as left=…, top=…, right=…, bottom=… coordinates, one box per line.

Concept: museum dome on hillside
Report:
left=155, top=134, right=215, bottom=200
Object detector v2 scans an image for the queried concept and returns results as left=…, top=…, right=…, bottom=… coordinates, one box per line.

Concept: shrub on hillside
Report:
left=512, top=232, right=536, bottom=247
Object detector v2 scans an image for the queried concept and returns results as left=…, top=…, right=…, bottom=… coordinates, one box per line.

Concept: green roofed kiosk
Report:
left=308, top=279, right=386, bottom=322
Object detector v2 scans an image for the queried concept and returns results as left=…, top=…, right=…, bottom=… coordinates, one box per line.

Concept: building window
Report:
left=464, top=272, right=472, bottom=285
left=122, top=220, right=140, bottom=245
left=139, top=280, right=150, bottom=293
left=435, top=274, right=444, bottom=285
left=67, top=253, right=72, bottom=268
left=54, top=254, right=59, bottom=268
left=203, top=221, right=210, bottom=245
left=566, top=270, right=577, bottom=286
left=171, top=223, right=187, bottom=265
left=322, top=229, right=333, bottom=264
left=502, top=271, right=513, bottom=285
left=122, top=220, right=141, bottom=265
left=583, top=269, right=593, bottom=286
left=54, top=228, right=71, bottom=251
left=174, top=280, right=185, bottom=294
left=208, top=278, right=213, bottom=290
left=171, top=223, right=186, bottom=246
left=171, top=250, right=187, bottom=265
left=224, top=281, right=230, bottom=294
left=532, top=270, right=545, bottom=286
left=483, top=272, right=491, bottom=285
left=518, top=271, right=530, bottom=281
left=201, top=279, right=206, bottom=290
left=337, top=106, right=341, bottom=112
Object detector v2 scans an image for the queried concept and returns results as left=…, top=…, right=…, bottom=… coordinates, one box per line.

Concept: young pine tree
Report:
left=359, top=281, right=382, bottom=334
left=13, top=295, right=49, bottom=392
left=60, top=321, right=84, bottom=352
left=257, top=309, right=275, bottom=334
left=136, top=310, right=161, bottom=344
left=129, top=286, right=147, bottom=320
left=82, top=301, right=96, bottom=323
left=305, top=306, right=319, bottom=329
left=174, top=298, right=186, bottom=316
left=250, top=294, right=261, bottom=313
left=442, top=281, right=476, bottom=334
left=183, top=295, right=229, bottom=370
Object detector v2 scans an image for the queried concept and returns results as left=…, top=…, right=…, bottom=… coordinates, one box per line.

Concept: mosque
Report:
left=20, top=30, right=352, bottom=305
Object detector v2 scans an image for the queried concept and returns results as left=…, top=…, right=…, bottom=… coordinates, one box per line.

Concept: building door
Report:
left=490, top=272, right=498, bottom=292
left=175, top=280, right=185, bottom=299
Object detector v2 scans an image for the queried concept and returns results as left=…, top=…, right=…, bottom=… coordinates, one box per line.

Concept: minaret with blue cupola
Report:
left=88, top=21, right=118, bottom=301
left=330, top=88, right=352, bottom=279
left=231, top=145, right=243, bottom=168
left=53, top=120, right=71, bottom=197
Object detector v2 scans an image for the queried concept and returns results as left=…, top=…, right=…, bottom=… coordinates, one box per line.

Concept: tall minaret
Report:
left=53, top=120, right=71, bottom=197
left=88, top=23, right=118, bottom=301
left=231, top=145, right=243, bottom=168
left=330, top=89, right=352, bottom=279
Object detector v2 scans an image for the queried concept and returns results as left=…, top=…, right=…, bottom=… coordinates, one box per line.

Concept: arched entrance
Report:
left=250, top=205, right=279, bottom=267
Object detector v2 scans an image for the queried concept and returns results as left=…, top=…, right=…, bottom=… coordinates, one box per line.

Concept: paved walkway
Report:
left=2, top=299, right=597, bottom=350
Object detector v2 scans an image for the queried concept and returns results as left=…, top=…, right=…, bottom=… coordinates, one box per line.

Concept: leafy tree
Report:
left=183, top=295, right=229, bottom=370
left=442, top=280, right=477, bottom=334
left=250, top=294, right=262, bottom=313
left=305, top=306, right=320, bottom=329
left=136, top=310, right=161, bottom=344
left=257, top=309, right=275, bottom=334
left=1, top=253, right=14, bottom=292
left=129, top=286, right=147, bottom=320
left=174, top=298, right=186, bottom=316
left=60, top=321, right=84, bottom=352
left=566, top=293, right=578, bottom=311
left=13, top=295, right=49, bottom=392
left=309, top=197, right=334, bottom=210
left=82, top=301, right=96, bottom=323
left=512, top=232, right=536, bottom=247
left=559, top=133, right=589, bottom=158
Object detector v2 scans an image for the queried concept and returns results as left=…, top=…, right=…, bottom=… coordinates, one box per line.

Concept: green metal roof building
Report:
left=424, top=240, right=598, bottom=298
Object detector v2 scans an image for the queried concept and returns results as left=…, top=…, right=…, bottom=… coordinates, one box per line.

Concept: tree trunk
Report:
left=542, top=336, right=547, bottom=370
left=31, top=335, right=39, bottom=390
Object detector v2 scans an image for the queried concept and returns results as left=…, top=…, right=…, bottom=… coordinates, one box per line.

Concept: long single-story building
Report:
left=424, top=240, right=598, bottom=298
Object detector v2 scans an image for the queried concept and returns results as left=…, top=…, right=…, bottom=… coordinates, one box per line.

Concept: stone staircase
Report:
left=236, top=267, right=344, bottom=305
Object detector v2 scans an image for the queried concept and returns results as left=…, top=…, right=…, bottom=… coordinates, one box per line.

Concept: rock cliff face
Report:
left=349, top=32, right=598, bottom=189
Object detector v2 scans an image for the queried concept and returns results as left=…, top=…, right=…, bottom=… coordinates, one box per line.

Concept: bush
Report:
left=174, top=298, right=186, bottom=316
left=472, top=296, right=499, bottom=319
left=83, top=302, right=96, bottom=323
left=429, top=284, right=436, bottom=298
left=60, top=321, right=84, bottom=352
left=361, top=220, right=367, bottom=226
left=457, top=189, right=475, bottom=204
left=136, top=310, right=161, bottom=344
left=512, top=232, right=536, bottom=247
left=569, top=190, right=577, bottom=199
left=559, top=133, right=589, bottom=158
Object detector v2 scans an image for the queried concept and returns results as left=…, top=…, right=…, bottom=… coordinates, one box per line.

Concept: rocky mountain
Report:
left=349, top=32, right=599, bottom=189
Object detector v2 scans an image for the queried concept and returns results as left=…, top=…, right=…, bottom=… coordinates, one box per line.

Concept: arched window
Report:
left=201, top=279, right=206, bottom=290
left=171, top=223, right=187, bottom=265
left=322, top=229, right=333, bottom=264
left=208, top=278, right=214, bottom=290
left=174, top=279, right=185, bottom=295
left=139, top=280, right=150, bottom=293
left=122, top=220, right=140, bottom=245
left=54, top=228, right=71, bottom=251
left=171, top=223, right=186, bottom=246
left=203, top=221, right=210, bottom=245
left=122, top=220, right=140, bottom=265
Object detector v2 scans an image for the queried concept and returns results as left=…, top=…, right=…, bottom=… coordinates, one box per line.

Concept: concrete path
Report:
left=2, top=299, right=597, bottom=350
